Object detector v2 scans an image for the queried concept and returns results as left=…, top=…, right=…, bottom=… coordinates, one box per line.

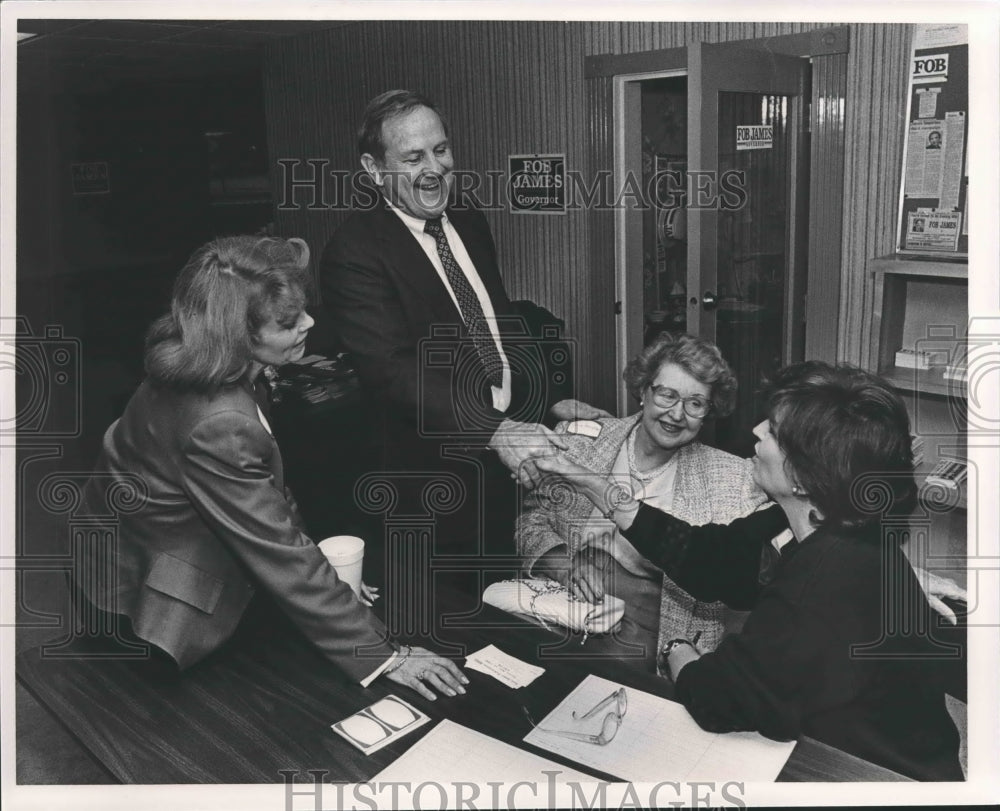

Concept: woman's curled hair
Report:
left=145, top=236, right=311, bottom=390
left=623, top=332, right=738, bottom=417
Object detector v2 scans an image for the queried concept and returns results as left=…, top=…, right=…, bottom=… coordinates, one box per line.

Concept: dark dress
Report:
left=621, top=504, right=964, bottom=781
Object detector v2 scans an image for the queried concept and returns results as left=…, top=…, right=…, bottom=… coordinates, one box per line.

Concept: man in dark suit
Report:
left=320, top=90, right=604, bottom=630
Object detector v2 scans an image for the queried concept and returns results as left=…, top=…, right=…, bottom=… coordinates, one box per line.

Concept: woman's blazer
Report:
left=79, top=378, right=393, bottom=678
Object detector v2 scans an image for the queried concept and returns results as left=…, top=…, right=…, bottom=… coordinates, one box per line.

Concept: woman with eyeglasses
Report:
left=533, top=362, right=963, bottom=780
left=516, top=332, right=769, bottom=661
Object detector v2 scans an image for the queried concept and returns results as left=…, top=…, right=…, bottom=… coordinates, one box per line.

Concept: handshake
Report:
left=488, top=399, right=611, bottom=488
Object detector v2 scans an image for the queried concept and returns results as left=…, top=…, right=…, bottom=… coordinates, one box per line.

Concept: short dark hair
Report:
left=623, top=332, right=738, bottom=417
left=357, top=89, right=448, bottom=162
left=145, top=236, right=311, bottom=391
left=765, top=361, right=916, bottom=530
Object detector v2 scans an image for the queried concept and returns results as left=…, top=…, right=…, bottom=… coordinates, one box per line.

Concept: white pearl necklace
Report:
left=627, top=427, right=675, bottom=484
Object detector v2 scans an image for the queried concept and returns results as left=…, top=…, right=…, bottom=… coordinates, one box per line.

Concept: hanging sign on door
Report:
left=735, top=125, right=772, bottom=151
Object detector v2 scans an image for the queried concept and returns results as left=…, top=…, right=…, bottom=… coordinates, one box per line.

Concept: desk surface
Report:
left=16, top=594, right=909, bottom=785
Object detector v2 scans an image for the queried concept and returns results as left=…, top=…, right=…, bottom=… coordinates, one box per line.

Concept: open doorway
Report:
left=615, top=42, right=811, bottom=456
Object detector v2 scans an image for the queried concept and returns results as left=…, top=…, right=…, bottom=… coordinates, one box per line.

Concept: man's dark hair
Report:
left=357, top=89, right=449, bottom=162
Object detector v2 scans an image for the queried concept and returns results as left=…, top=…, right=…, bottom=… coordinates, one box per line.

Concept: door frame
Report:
left=588, top=26, right=850, bottom=415
left=613, top=65, right=687, bottom=415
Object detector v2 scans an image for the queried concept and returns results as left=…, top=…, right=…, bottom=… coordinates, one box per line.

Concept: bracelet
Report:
left=602, top=484, right=633, bottom=521
left=382, top=644, right=411, bottom=676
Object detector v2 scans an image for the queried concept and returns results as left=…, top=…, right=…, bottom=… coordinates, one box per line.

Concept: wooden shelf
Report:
left=868, top=254, right=968, bottom=523
left=869, top=255, right=968, bottom=280
left=880, top=366, right=967, bottom=398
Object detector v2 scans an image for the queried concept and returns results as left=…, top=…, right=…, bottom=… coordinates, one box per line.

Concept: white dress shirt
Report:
left=388, top=202, right=511, bottom=412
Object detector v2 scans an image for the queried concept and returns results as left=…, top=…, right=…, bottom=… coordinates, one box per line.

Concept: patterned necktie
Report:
left=424, top=217, right=504, bottom=387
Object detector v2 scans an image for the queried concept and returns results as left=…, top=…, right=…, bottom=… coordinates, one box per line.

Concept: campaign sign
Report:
left=736, top=125, right=772, bottom=151
left=508, top=154, right=566, bottom=214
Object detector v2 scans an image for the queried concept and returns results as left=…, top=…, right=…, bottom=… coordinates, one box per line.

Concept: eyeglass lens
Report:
left=574, top=688, right=628, bottom=721
left=649, top=386, right=709, bottom=417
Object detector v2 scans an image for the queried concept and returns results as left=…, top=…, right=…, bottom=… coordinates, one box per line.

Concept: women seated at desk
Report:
left=76, top=235, right=465, bottom=701
left=535, top=361, right=963, bottom=780
left=517, top=332, right=769, bottom=660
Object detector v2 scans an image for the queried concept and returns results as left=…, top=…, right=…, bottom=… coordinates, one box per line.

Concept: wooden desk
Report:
left=16, top=597, right=909, bottom=784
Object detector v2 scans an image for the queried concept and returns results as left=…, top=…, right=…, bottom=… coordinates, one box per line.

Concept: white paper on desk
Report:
left=374, top=719, right=594, bottom=784
left=523, top=674, right=796, bottom=783
left=465, top=644, right=545, bottom=688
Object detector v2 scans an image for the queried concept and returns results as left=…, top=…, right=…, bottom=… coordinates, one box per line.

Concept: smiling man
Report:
left=320, top=90, right=603, bottom=625
left=322, top=90, right=597, bottom=478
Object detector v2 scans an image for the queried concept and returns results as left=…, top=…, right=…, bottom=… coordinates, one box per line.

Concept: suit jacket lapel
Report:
left=369, top=201, right=462, bottom=322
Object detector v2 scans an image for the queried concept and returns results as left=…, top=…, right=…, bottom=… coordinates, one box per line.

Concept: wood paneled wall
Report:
left=263, top=21, right=912, bottom=412
left=839, top=24, right=914, bottom=366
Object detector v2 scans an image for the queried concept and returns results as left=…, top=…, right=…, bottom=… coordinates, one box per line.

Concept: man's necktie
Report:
left=424, top=217, right=504, bottom=387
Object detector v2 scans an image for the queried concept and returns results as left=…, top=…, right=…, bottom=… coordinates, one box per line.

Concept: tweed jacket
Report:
left=79, top=378, right=394, bottom=678
left=515, top=415, right=769, bottom=653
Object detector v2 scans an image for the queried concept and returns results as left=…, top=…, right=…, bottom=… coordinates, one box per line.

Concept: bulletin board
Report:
left=896, top=24, right=968, bottom=256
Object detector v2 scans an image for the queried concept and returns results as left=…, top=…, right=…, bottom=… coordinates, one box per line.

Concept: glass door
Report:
left=687, top=42, right=808, bottom=455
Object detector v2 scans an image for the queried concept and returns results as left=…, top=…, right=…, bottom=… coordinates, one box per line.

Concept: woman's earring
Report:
left=792, top=484, right=805, bottom=497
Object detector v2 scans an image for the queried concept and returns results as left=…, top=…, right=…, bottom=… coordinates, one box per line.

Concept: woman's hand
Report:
left=384, top=647, right=469, bottom=701
left=534, top=454, right=639, bottom=531
left=489, top=420, right=569, bottom=489
left=566, top=546, right=613, bottom=604
left=359, top=583, right=380, bottom=607
left=912, top=566, right=967, bottom=625
left=533, top=544, right=612, bottom=604
left=532, top=453, right=607, bottom=504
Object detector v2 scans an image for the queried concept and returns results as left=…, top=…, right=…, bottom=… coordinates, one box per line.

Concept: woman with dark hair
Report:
left=535, top=362, right=963, bottom=780
left=517, top=332, right=769, bottom=659
left=78, top=236, right=466, bottom=701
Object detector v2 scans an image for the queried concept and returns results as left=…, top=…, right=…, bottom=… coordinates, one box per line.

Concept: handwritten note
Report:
left=465, top=645, right=545, bottom=688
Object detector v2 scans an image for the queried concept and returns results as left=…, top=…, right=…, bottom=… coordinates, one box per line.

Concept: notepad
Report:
left=373, top=719, right=595, bottom=784
left=523, top=674, right=796, bottom=782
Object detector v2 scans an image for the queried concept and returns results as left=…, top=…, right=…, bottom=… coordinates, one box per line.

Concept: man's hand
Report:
left=384, top=647, right=469, bottom=701
left=549, top=399, right=613, bottom=422
left=489, top=419, right=568, bottom=488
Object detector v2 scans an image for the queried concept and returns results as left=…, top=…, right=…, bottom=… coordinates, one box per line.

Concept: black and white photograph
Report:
left=2, top=1, right=998, bottom=809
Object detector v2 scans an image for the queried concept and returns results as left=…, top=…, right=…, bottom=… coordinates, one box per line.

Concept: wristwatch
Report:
left=660, top=637, right=698, bottom=659
left=659, top=637, right=700, bottom=683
